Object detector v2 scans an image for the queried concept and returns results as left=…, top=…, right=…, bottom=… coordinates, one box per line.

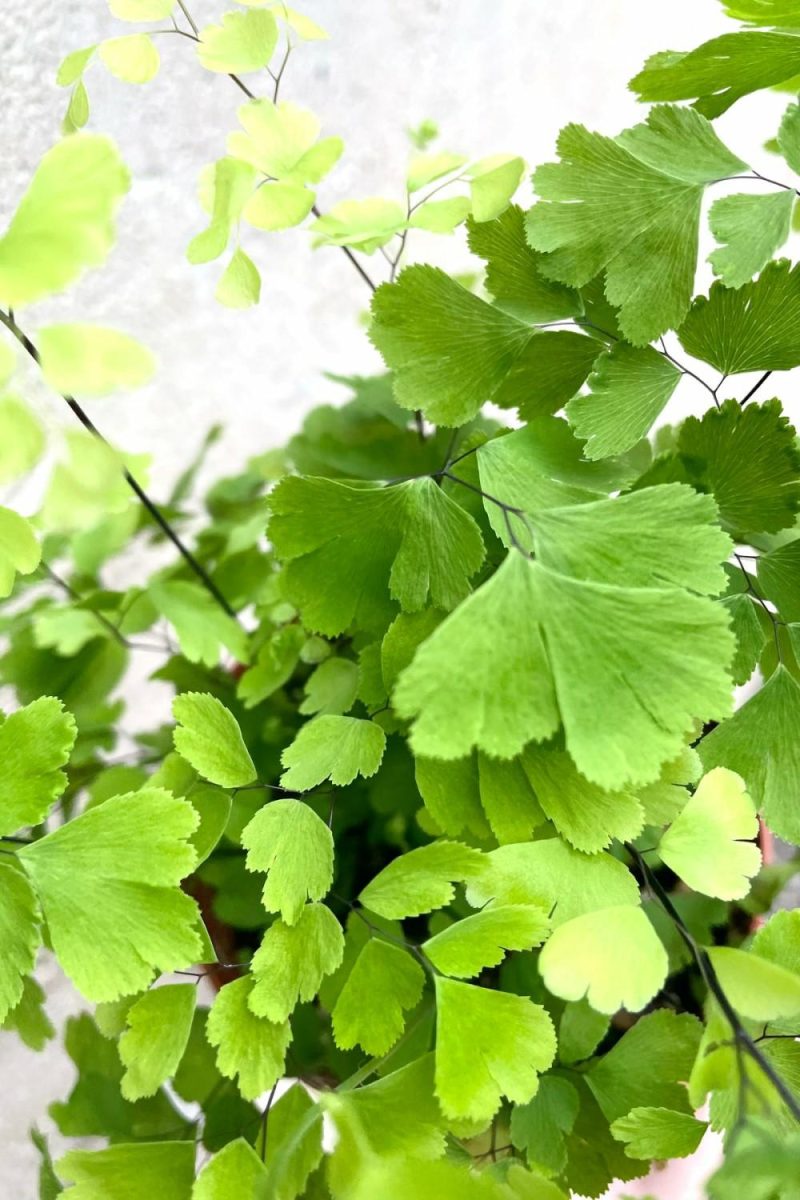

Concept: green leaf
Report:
left=611, top=1107, right=707, bottom=1159
left=109, top=0, right=175, bottom=18
left=468, top=154, right=525, bottom=221
left=0, top=395, right=45, bottom=483
left=659, top=767, right=761, bottom=900
left=629, top=31, right=800, bottom=117
left=188, top=158, right=257, bottom=264
left=0, top=697, right=76, bottom=836
left=0, top=864, right=41, bottom=1024
left=99, top=34, right=160, bottom=83
left=707, top=946, right=800, bottom=1020
left=408, top=196, right=471, bottom=233
left=701, top=665, right=800, bottom=843
left=261, top=1085, right=323, bottom=1200
left=779, top=101, right=800, bottom=172
left=241, top=798, right=334, bottom=924
left=526, top=106, right=746, bottom=344
left=421, top=904, right=549, bottom=978
left=2, top=975, right=54, bottom=1050
left=477, top=752, right=546, bottom=843
left=492, top=331, right=602, bottom=420
left=311, top=198, right=407, bottom=253
left=708, top=191, right=794, bottom=287
left=118, top=984, right=196, bottom=1100
left=187, top=787, right=231, bottom=866
left=720, top=0, right=800, bottom=23
left=64, top=79, right=90, bottom=133
left=33, top=606, right=105, bottom=656
left=268, top=474, right=485, bottom=634
left=415, top=754, right=491, bottom=839
left=760, top=538, right=800, bottom=621
left=0, top=506, right=40, bottom=597
left=228, top=99, right=343, bottom=184
left=520, top=744, right=644, bottom=853
left=369, top=264, right=533, bottom=425
left=434, top=977, right=556, bottom=1122
left=679, top=399, right=800, bottom=535
left=280, top=715, right=386, bottom=790
left=206, top=976, right=290, bottom=1100
left=193, top=1138, right=267, bottom=1200
left=407, top=150, right=466, bottom=191
left=510, top=1075, right=580, bottom=1178
left=335, top=1054, right=445, bottom=1160
left=723, top=592, right=770, bottom=685
left=57, top=1143, right=195, bottom=1200
left=299, top=657, right=359, bottom=716
left=539, top=905, right=668, bottom=1014
left=249, top=902, right=344, bottom=1021
left=172, top=692, right=256, bottom=788
left=358, top=840, right=486, bottom=919
left=332, top=938, right=424, bottom=1054
left=149, top=581, right=248, bottom=667
left=197, top=10, right=278, bottom=75
left=0, top=134, right=130, bottom=308
left=41, top=432, right=146, bottom=533
left=38, top=324, right=155, bottom=396
left=566, top=343, right=681, bottom=458
left=586, top=1009, right=702, bottom=1120
left=18, top=789, right=201, bottom=1001
left=215, top=248, right=261, bottom=308
left=679, top=261, right=800, bottom=373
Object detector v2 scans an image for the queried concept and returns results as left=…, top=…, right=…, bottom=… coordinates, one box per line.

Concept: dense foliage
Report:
left=2, top=1, right=800, bottom=1196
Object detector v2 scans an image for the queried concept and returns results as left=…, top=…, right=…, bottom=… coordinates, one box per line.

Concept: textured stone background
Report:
left=0, top=1, right=798, bottom=1195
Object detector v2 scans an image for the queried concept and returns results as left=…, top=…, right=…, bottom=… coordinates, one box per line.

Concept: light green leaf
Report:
left=109, top=0, right=175, bottom=18
left=510, top=1075, right=580, bottom=1178
left=197, top=10, right=278, bottom=75
left=358, top=840, right=486, bottom=920
left=311, top=198, right=406, bottom=253
left=0, top=864, right=41, bottom=1024
left=468, top=154, right=525, bottom=221
left=207, top=976, right=290, bottom=1100
left=261, top=1085, right=323, bottom=1200
left=779, top=101, right=800, bottom=173
left=407, top=151, right=466, bottom=192
left=33, top=607, right=103, bottom=656
left=723, top=592, right=770, bottom=685
left=415, top=754, right=490, bottom=839
left=677, top=399, right=800, bottom=535
left=707, top=946, right=800, bottom=1020
left=539, top=905, right=669, bottom=1014
left=57, top=1143, right=195, bottom=1200
left=558, top=999, right=610, bottom=1065
left=759, top=538, right=800, bottom=620
left=659, top=767, right=760, bottom=900
left=566, top=343, right=681, bottom=458
left=422, top=904, right=549, bottom=978
left=241, top=798, right=334, bottom=924
left=586, top=1009, right=702, bottom=1120
left=611, top=1107, right=707, bottom=1160
left=172, top=692, right=256, bottom=788
left=18, top=789, right=201, bottom=1001
left=335, top=1054, right=445, bottom=1161
left=99, top=34, right=160, bottom=83
left=477, top=752, right=546, bottom=844
left=268, top=474, right=485, bottom=634
left=193, top=1138, right=267, bottom=1200
left=520, top=744, right=644, bottom=854
left=435, top=977, right=556, bottom=1122
left=299, top=657, right=359, bottom=716
left=228, top=99, right=342, bottom=184
left=57, top=45, right=97, bottom=85
left=41, top=433, right=147, bottom=533
left=333, top=938, right=424, bottom=1055
left=527, top=106, right=746, bottom=344
left=119, top=984, right=196, bottom=1100
left=0, top=697, right=76, bottom=836
left=2, top=975, right=54, bottom=1050
left=720, top=0, right=800, bottom=25
left=188, top=158, right=257, bottom=264
left=38, top=324, right=155, bottom=396
left=370, top=264, right=533, bottom=425
left=64, top=79, right=90, bottom=133
left=638, top=745, right=703, bottom=825
left=0, top=134, right=130, bottom=308
left=215, top=248, right=261, bottom=308
left=243, top=183, right=314, bottom=230
left=708, top=191, right=794, bottom=287
left=265, top=4, right=328, bottom=40
left=0, top=507, right=41, bottom=598
left=408, top=196, right=471, bottom=233
left=701, top=665, right=800, bottom=843
left=280, top=715, right=386, bottom=790
left=149, top=581, right=248, bottom=667
left=249, top=902, right=343, bottom=1021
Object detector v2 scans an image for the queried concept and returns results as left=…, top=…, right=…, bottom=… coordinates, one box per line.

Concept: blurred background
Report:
left=0, top=1, right=797, bottom=1194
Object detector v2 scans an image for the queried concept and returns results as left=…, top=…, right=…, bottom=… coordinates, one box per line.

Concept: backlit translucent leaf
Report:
left=0, top=507, right=41, bottom=598
left=659, top=767, right=761, bottom=900
left=110, top=0, right=175, bottom=18
left=249, top=902, right=343, bottom=1021
left=57, top=45, right=96, bottom=85
left=57, top=1143, right=195, bottom=1200
left=422, top=904, right=549, bottom=978
left=197, top=10, right=278, bottom=74
left=280, top=715, right=385, bottom=790
left=701, top=665, right=800, bottom=843
left=228, top=99, right=342, bottom=184
left=611, top=1107, right=707, bottom=1160
left=193, top=1138, right=267, bottom=1200
left=333, top=938, right=424, bottom=1055
left=407, top=151, right=466, bottom=192
left=708, top=191, right=794, bottom=287
left=149, top=581, right=248, bottom=667
left=206, top=976, right=290, bottom=1100
left=466, top=837, right=639, bottom=925
left=468, top=154, right=525, bottom=221
left=586, top=1009, right=702, bottom=1120
left=539, top=905, right=668, bottom=1014
left=527, top=106, right=746, bottom=343
left=241, top=798, right=334, bottom=924
left=0, top=697, right=76, bottom=837
left=759, top=538, right=800, bottom=620
left=0, top=396, right=44, bottom=483
left=38, top=324, right=155, bottom=396
left=64, top=79, right=90, bottom=133
left=435, top=977, right=556, bottom=1122
left=18, top=789, right=201, bottom=1001
left=0, top=864, right=41, bottom=1024
left=172, top=692, right=256, bottom=788
left=566, top=343, right=681, bottom=458
left=0, top=134, right=130, bottom=308
left=408, top=196, right=471, bottom=233
left=708, top=946, right=800, bottom=1020
left=99, top=34, right=159, bottom=83
left=119, top=984, right=196, bottom=1100
left=243, top=183, right=314, bottom=230
left=215, top=248, right=261, bottom=308
left=359, top=840, right=486, bottom=919
left=370, top=264, right=533, bottom=424
left=269, top=474, right=485, bottom=635
left=188, top=158, right=257, bottom=264
left=312, top=199, right=406, bottom=253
